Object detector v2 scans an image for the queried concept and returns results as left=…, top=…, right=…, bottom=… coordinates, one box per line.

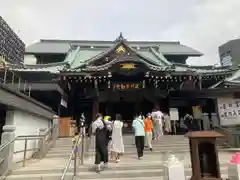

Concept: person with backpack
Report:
left=132, top=114, right=145, bottom=159
left=92, top=113, right=111, bottom=173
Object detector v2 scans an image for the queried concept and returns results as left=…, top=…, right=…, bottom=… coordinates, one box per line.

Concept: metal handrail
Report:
left=0, top=134, right=46, bottom=152
left=211, top=122, right=240, bottom=148
left=0, top=126, right=52, bottom=147
left=60, top=134, right=81, bottom=180
left=0, top=67, right=32, bottom=96
left=0, top=126, right=55, bottom=178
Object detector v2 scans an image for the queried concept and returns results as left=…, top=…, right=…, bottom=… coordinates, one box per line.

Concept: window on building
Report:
left=221, top=51, right=232, bottom=66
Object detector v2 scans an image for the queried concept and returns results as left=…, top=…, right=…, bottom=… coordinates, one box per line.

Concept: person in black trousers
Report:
left=92, top=113, right=111, bottom=173
left=132, top=115, right=145, bottom=159
left=135, top=136, right=145, bottom=158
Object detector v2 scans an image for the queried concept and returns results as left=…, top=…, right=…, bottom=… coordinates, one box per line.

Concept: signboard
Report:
left=192, top=106, right=202, bottom=119
left=170, top=108, right=179, bottom=121
left=221, top=55, right=232, bottom=67
left=120, top=63, right=136, bottom=69
left=112, top=83, right=142, bottom=90
left=217, top=97, right=240, bottom=125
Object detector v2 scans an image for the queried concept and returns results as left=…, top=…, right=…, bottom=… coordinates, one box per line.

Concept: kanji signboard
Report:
left=112, top=83, right=142, bottom=90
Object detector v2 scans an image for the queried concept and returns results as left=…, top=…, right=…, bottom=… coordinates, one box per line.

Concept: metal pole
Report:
left=81, top=127, right=85, bottom=165
left=18, top=78, right=21, bottom=91
left=28, top=84, right=31, bottom=96
left=173, top=121, right=176, bottom=135
left=23, top=138, right=28, bottom=167
left=23, top=80, right=26, bottom=92
left=3, top=68, right=7, bottom=84
left=199, top=75, right=202, bottom=90
left=73, top=150, right=77, bottom=177
left=11, top=72, right=15, bottom=84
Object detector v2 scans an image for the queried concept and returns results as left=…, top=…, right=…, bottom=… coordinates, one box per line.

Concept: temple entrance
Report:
left=111, top=102, right=135, bottom=120
left=99, top=98, right=153, bottom=133
left=99, top=90, right=155, bottom=120
left=100, top=99, right=154, bottom=121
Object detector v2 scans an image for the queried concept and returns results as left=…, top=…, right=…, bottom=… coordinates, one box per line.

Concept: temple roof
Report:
left=26, top=34, right=203, bottom=56
left=11, top=34, right=236, bottom=76
left=10, top=61, right=66, bottom=73
left=211, top=68, right=240, bottom=88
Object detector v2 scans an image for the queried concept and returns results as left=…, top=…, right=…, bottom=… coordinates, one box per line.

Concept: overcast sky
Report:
left=1, top=0, right=240, bottom=65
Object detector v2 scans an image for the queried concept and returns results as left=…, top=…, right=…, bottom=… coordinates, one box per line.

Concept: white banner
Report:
left=170, top=108, right=179, bottom=121
left=217, top=97, right=240, bottom=125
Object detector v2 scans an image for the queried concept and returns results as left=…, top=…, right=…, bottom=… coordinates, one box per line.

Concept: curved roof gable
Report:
left=61, top=33, right=173, bottom=70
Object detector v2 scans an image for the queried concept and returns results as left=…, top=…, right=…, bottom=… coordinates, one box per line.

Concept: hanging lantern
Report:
left=94, top=79, right=98, bottom=88
left=142, top=80, right=145, bottom=88
left=154, top=80, right=158, bottom=88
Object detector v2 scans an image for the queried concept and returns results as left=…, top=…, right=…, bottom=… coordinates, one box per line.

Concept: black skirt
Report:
left=94, top=128, right=109, bottom=164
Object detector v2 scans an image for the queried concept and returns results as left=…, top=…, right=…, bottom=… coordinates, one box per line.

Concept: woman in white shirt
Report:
left=152, top=109, right=164, bottom=140
left=110, top=114, right=124, bottom=163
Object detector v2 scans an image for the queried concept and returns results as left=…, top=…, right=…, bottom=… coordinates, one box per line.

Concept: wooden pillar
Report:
left=92, top=99, right=99, bottom=120
left=105, top=102, right=109, bottom=115
left=92, top=79, right=99, bottom=120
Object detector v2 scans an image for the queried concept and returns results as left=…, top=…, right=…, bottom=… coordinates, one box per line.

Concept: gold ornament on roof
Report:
left=116, top=45, right=126, bottom=54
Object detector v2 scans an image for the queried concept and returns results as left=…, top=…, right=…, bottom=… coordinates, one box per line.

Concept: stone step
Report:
left=6, top=152, right=231, bottom=180
left=46, top=147, right=189, bottom=158
left=10, top=162, right=228, bottom=174
left=5, top=164, right=228, bottom=180
left=44, top=152, right=190, bottom=159
left=3, top=176, right=229, bottom=180
left=49, top=145, right=190, bottom=153
left=5, top=136, right=229, bottom=180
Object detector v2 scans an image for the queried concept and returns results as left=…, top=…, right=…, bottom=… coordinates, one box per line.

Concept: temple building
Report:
left=2, top=33, right=238, bottom=134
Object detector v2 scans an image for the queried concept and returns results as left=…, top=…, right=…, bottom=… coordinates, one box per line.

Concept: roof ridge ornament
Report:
left=115, top=32, right=125, bottom=42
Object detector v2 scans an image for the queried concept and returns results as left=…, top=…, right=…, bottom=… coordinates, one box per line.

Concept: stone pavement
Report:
left=5, top=135, right=234, bottom=180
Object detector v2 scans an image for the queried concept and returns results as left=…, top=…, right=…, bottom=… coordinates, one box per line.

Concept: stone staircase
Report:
left=5, top=135, right=232, bottom=180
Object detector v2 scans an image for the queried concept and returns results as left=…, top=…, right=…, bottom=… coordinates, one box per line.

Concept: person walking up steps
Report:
left=110, top=114, right=124, bottom=163
left=132, top=114, right=145, bottom=159
left=152, top=107, right=164, bottom=140
left=144, top=114, right=153, bottom=151
left=71, top=132, right=81, bottom=160
left=92, top=113, right=111, bottom=173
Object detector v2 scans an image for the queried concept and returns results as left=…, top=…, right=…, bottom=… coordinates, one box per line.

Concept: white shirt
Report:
left=152, top=111, right=164, bottom=124
left=111, top=120, right=124, bottom=153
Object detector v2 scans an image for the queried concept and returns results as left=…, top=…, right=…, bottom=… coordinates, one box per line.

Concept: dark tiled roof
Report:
left=16, top=34, right=234, bottom=76
left=26, top=34, right=203, bottom=56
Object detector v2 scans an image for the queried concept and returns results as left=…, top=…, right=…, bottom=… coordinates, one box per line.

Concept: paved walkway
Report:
left=5, top=136, right=233, bottom=180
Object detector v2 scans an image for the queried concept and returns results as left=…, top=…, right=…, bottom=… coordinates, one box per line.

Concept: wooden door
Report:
left=59, top=117, right=71, bottom=137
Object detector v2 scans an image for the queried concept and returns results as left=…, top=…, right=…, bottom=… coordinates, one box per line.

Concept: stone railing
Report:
left=0, top=115, right=59, bottom=179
